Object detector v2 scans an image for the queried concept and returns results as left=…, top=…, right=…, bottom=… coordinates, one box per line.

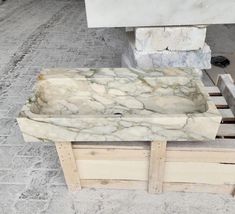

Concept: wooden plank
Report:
left=217, top=74, right=235, bottom=116
left=80, top=180, right=235, bottom=195
left=167, top=150, right=235, bottom=163
left=73, top=139, right=235, bottom=151
left=217, top=74, right=234, bottom=93
left=74, top=148, right=235, bottom=163
left=148, top=141, right=167, bottom=193
left=81, top=179, right=147, bottom=190
left=76, top=160, right=235, bottom=185
left=219, top=109, right=234, bottom=119
left=74, top=148, right=148, bottom=160
left=72, top=141, right=149, bottom=150
left=164, top=162, right=235, bottom=185
left=210, top=96, right=228, bottom=108
left=205, top=86, right=221, bottom=95
left=55, top=142, right=81, bottom=191
left=217, top=124, right=235, bottom=137
left=77, top=159, right=148, bottom=180
left=163, top=183, right=235, bottom=195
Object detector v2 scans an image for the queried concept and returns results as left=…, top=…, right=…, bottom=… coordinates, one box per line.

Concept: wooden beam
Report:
left=73, top=148, right=235, bottom=163
left=79, top=180, right=235, bottom=195
left=219, top=109, right=234, bottom=120
left=81, top=179, right=147, bottom=190
left=217, top=74, right=235, bottom=116
left=217, top=124, right=235, bottom=137
left=55, top=142, right=81, bottom=191
left=210, top=96, right=228, bottom=108
left=148, top=141, right=167, bottom=194
left=206, top=86, right=221, bottom=95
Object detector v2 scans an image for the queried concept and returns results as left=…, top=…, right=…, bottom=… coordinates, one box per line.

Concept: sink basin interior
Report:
left=29, top=76, right=208, bottom=116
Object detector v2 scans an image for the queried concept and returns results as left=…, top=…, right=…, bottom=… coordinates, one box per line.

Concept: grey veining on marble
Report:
left=85, top=0, right=235, bottom=27
left=121, top=53, right=203, bottom=78
left=126, top=39, right=211, bottom=69
left=17, top=68, right=221, bottom=142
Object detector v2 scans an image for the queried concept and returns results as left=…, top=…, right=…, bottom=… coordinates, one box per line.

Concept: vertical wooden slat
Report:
left=148, top=141, right=167, bottom=194
left=55, top=142, right=81, bottom=191
left=217, top=74, right=235, bottom=116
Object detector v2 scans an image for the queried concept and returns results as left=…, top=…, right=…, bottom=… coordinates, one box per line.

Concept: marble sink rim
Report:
left=18, top=68, right=220, bottom=119
left=17, top=68, right=222, bottom=142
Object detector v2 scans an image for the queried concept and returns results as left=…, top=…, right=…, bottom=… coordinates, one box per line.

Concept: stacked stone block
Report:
left=122, top=26, right=211, bottom=70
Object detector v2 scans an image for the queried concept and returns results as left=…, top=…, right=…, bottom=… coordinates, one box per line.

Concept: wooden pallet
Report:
left=55, top=85, right=235, bottom=196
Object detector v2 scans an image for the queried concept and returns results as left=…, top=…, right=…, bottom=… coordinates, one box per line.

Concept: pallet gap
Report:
left=209, top=93, right=222, bottom=97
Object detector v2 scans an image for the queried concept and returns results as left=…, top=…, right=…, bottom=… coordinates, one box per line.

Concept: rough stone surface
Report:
left=0, top=0, right=235, bottom=213
left=121, top=53, right=204, bottom=78
left=126, top=36, right=211, bottom=69
left=135, top=26, right=207, bottom=51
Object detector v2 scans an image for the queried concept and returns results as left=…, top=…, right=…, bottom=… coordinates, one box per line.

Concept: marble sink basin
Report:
left=85, top=0, right=235, bottom=27
left=17, top=68, right=221, bottom=142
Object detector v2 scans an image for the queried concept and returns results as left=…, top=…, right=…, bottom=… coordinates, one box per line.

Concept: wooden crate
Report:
left=55, top=86, right=235, bottom=196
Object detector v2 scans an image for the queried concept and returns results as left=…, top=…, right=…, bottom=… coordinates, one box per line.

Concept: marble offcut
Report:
left=126, top=39, right=211, bottom=69
left=121, top=53, right=203, bottom=78
left=135, top=27, right=207, bottom=51
left=17, top=68, right=221, bottom=142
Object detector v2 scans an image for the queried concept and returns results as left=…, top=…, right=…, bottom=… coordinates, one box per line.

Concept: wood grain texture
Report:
left=55, top=142, right=81, bottom=191
left=76, top=160, right=235, bottom=185
left=74, top=148, right=235, bottom=163
left=148, top=141, right=167, bottom=194
left=80, top=180, right=235, bottom=195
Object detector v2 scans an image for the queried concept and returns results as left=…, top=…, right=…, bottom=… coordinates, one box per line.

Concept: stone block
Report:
left=121, top=53, right=203, bottom=78
left=127, top=38, right=211, bottom=69
left=135, top=26, right=207, bottom=51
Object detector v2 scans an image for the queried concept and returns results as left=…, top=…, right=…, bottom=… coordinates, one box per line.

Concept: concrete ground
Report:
left=0, top=0, right=235, bottom=213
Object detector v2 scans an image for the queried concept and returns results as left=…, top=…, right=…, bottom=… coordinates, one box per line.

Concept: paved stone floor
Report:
left=0, top=0, right=235, bottom=213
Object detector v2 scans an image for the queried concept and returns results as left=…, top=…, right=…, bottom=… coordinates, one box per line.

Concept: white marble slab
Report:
left=85, top=0, right=235, bottom=27
left=135, top=27, right=207, bottom=51
left=17, top=68, right=221, bottom=142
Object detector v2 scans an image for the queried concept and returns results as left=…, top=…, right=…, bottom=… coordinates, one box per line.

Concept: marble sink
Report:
left=17, top=68, right=221, bottom=142
left=85, top=0, right=235, bottom=27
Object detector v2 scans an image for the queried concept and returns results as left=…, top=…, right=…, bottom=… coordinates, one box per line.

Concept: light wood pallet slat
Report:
left=58, top=85, right=235, bottom=196
left=55, top=142, right=81, bottom=191
left=217, top=74, right=235, bottom=116
left=206, top=85, right=235, bottom=138
left=74, top=148, right=235, bottom=163
left=205, top=86, right=221, bottom=95
left=148, top=141, right=166, bottom=193
left=80, top=180, right=235, bottom=195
